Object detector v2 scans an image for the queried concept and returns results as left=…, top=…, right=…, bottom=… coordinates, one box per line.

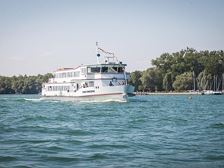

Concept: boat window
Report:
left=67, top=72, right=72, bottom=77
left=81, top=68, right=87, bottom=75
left=101, top=67, right=108, bottom=73
left=88, top=67, right=101, bottom=73
left=73, top=71, right=80, bottom=77
left=118, top=67, right=124, bottom=73
left=62, top=73, right=66, bottom=78
left=87, top=67, right=91, bottom=73
left=108, top=67, right=118, bottom=73
left=48, top=86, right=52, bottom=91
left=89, top=81, right=94, bottom=87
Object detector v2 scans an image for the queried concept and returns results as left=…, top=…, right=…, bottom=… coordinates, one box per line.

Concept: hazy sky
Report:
left=0, top=0, right=224, bottom=76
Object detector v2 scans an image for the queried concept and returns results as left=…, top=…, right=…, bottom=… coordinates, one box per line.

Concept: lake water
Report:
left=0, top=95, right=224, bottom=168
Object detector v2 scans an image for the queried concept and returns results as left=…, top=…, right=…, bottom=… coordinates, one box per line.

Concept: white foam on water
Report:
left=24, top=98, right=43, bottom=102
left=79, top=99, right=127, bottom=103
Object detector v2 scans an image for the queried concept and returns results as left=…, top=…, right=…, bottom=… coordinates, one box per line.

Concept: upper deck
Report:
left=48, top=63, right=128, bottom=83
left=47, top=43, right=129, bottom=83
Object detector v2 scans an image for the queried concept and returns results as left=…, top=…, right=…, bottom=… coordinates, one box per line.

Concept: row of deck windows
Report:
left=47, top=86, right=70, bottom=91
left=54, top=67, right=125, bottom=78
left=55, top=71, right=80, bottom=78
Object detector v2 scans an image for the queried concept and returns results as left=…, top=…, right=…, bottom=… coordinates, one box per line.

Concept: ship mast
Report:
left=96, top=42, right=100, bottom=64
left=96, top=42, right=118, bottom=64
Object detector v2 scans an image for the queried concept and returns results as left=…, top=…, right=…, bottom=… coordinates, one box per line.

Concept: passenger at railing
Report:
left=109, top=81, right=113, bottom=86
left=83, top=82, right=88, bottom=88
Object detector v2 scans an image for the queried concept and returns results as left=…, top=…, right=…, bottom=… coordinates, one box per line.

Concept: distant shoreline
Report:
left=134, top=91, right=202, bottom=95
left=0, top=91, right=223, bottom=96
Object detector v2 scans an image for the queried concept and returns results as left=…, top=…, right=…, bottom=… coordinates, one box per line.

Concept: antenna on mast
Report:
left=96, top=42, right=100, bottom=64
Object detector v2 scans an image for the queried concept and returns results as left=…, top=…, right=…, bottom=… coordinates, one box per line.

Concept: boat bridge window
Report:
left=101, top=67, right=108, bottom=73
left=108, top=67, right=118, bottom=73
left=101, top=66, right=124, bottom=73
left=87, top=67, right=101, bottom=73
left=118, top=67, right=124, bottom=73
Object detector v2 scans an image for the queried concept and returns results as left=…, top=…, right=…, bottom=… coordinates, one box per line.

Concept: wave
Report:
left=205, top=155, right=224, bottom=160
left=88, top=153, right=109, bottom=160
left=43, top=156, right=80, bottom=162
left=88, top=144, right=128, bottom=149
left=0, top=156, right=17, bottom=162
left=210, top=122, right=224, bottom=129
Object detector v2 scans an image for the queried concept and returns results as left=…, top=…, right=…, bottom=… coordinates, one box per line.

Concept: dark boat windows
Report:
left=88, top=67, right=101, bottom=73
left=108, top=67, right=117, bottom=73
left=86, top=66, right=125, bottom=74
left=101, top=67, right=108, bottom=73
left=118, top=67, right=124, bottom=73
left=101, top=66, right=124, bottom=73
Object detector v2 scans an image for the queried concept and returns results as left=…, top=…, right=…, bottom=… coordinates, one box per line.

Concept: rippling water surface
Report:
left=0, top=95, right=224, bottom=168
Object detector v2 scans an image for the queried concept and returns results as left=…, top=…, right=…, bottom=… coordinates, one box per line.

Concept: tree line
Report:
left=129, top=48, right=224, bottom=92
left=0, top=48, right=223, bottom=94
left=0, top=74, right=53, bottom=94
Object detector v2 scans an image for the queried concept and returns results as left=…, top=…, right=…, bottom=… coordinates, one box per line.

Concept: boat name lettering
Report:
left=82, top=90, right=95, bottom=93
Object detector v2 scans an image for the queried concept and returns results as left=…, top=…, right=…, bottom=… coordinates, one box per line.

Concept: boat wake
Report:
left=24, top=97, right=127, bottom=103
left=24, top=98, right=44, bottom=102
left=79, top=99, right=127, bottom=103
left=24, top=98, right=60, bottom=103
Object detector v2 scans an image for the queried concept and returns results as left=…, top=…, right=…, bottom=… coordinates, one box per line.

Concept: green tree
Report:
left=141, top=68, right=163, bottom=92
left=197, top=70, right=213, bottom=91
left=129, top=71, right=143, bottom=91
left=172, top=72, right=193, bottom=91
left=0, top=73, right=53, bottom=94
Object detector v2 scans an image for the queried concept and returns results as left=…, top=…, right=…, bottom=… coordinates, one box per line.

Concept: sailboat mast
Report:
left=222, top=73, right=224, bottom=91
left=193, top=71, right=196, bottom=91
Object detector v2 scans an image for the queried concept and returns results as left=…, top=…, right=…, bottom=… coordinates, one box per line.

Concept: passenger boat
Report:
left=41, top=43, right=135, bottom=102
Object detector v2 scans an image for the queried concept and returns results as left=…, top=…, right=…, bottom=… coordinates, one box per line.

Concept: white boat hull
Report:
left=42, top=85, right=133, bottom=102
left=42, top=93, right=128, bottom=102
left=202, top=90, right=223, bottom=95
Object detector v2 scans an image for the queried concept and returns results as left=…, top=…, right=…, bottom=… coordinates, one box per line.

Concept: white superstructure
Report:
left=41, top=44, right=135, bottom=102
